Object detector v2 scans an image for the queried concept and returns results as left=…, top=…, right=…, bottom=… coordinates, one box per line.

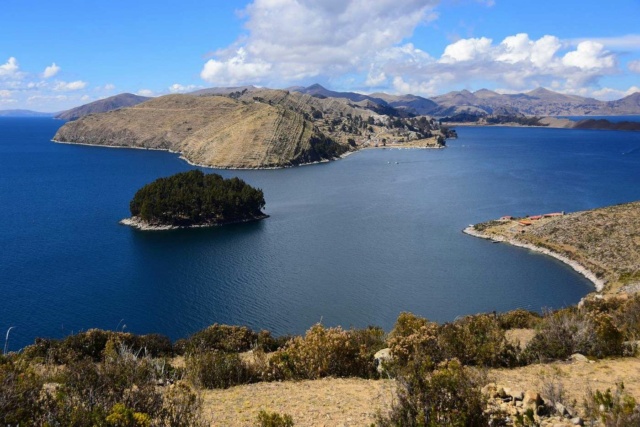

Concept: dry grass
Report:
left=489, top=357, right=640, bottom=409
left=475, top=202, right=640, bottom=294
left=201, top=378, right=395, bottom=427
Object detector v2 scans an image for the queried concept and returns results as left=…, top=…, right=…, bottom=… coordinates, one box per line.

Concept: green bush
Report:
left=178, top=324, right=259, bottom=355
left=524, top=308, right=623, bottom=362
left=266, top=324, right=380, bottom=381
left=584, top=383, right=640, bottom=426
left=377, top=358, right=489, bottom=427
left=257, top=410, right=295, bottom=427
left=497, top=309, right=542, bottom=329
left=186, top=350, right=256, bottom=389
left=438, top=314, right=520, bottom=368
left=0, top=357, right=44, bottom=426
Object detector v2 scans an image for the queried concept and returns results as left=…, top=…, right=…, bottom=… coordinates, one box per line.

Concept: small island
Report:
left=121, top=170, right=268, bottom=230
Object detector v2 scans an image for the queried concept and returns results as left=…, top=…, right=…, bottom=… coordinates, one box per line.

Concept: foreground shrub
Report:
left=387, top=312, right=442, bottom=367
left=177, top=324, right=260, bottom=355
left=22, top=329, right=174, bottom=363
left=584, top=383, right=640, bottom=426
left=377, top=358, right=489, bottom=427
left=38, top=344, right=204, bottom=426
left=438, top=314, right=520, bottom=368
left=266, top=324, right=381, bottom=380
left=524, top=308, right=623, bottom=362
left=0, top=357, right=44, bottom=425
left=387, top=312, right=519, bottom=371
left=257, top=410, right=295, bottom=427
left=497, top=309, right=542, bottom=329
left=186, top=350, right=256, bottom=389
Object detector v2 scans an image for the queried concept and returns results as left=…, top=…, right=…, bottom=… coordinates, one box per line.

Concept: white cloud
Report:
left=572, top=34, right=640, bottom=50
left=137, top=89, right=154, bottom=97
left=562, top=41, right=615, bottom=70
left=53, top=80, right=88, bottom=91
left=104, top=83, right=116, bottom=91
left=629, top=60, right=640, bottom=73
left=169, top=83, right=200, bottom=93
left=43, top=63, right=60, bottom=78
left=626, top=85, right=640, bottom=96
left=201, top=0, right=440, bottom=85
left=0, top=89, right=11, bottom=98
left=0, top=57, right=19, bottom=77
left=440, top=37, right=492, bottom=63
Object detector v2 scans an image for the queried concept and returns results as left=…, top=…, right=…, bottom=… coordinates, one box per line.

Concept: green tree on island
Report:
left=129, top=170, right=266, bottom=226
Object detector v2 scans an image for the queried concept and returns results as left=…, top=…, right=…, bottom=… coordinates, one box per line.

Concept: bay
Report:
left=1, top=118, right=640, bottom=351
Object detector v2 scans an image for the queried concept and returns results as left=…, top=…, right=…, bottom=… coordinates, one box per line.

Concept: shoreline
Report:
left=52, top=138, right=444, bottom=169
left=120, top=214, right=270, bottom=231
left=462, top=225, right=605, bottom=292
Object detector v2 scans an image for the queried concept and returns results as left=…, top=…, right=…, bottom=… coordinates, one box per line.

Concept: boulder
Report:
left=374, top=348, right=392, bottom=374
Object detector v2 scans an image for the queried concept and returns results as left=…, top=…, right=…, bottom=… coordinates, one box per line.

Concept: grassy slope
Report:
left=472, top=201, right=640, bottom=293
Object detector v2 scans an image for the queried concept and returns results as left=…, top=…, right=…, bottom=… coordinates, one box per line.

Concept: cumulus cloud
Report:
left=201, top=0, right=440, bottom=85
left=0, top=57, right=19, bottom=78
left=372, top=33, right=621, bottom=95
left=169, top=83, right=200, bottom=93
left=43, top=63, right=60, bottom=78
left=629, top=60, right=640, bottom=73
left=137, top=89, right=154, bottom=97
left=0, top=89, right=11, bottom=98
left=53, top=80, right=88, bottom=91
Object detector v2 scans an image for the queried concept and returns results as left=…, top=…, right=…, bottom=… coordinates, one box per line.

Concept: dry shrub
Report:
left=497, top=309, right=542, bottom=329
left=377, top=358, right=489, bottom=427
left=524, top=308, right=623, bottom=362
left=186, top=350, right=256, bottom=389
left=265, top=324, right=380, bottom=380
left=584, top=383, right=640, bottom=426
left=257, top=410, right=295, bottom=427
left=0, top=355, right=44, bottom=426
left=177, top=324, right=258, bottom=354
left=387, top=312, right=441, bottom=367
left=438, top=314, right=520, bottom=368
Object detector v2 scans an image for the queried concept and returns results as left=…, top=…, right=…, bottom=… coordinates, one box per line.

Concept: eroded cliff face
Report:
left=54, top=93, right=344, bottom=169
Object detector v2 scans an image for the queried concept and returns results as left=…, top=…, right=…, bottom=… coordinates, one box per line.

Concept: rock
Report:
left=374, top=348, right=392, bottom=374
left=510, top=390, right=524, bottom=401
left=570, top=417, right=584, bottom=426
left=523, top=390, right=542, bottom=411
left=482, top=383, right=498, bottom=397
left=555, top=402, right=568, bottom=417
left=570, top=353, right=589, bottom=362
left=496, top=386, right=508, bottom=398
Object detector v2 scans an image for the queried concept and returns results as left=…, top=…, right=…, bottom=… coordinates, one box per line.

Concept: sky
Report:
left=1, top=0, right=640, bottom=111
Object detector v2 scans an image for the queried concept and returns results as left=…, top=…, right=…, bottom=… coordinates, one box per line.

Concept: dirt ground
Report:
left=199, top=356, right=640, bottom=426
left=201, top=377, right=396, bottom=426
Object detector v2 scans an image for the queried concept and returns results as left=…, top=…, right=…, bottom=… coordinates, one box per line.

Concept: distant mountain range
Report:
left=3, top=85, right=639, bottom=122
left=0, top=109, right=55, bottom=117
left=431, top=87, right=640, bottom=116
left=55, top=93, right=150, bottom=121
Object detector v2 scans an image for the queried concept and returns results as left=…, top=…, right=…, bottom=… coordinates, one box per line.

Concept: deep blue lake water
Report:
left=2, top=118, right=640, bottom=351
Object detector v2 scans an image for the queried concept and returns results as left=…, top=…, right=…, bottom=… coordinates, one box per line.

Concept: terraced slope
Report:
left=54, top=94, right=340, bottom=169
left=54, top=89, right=446, bottom=168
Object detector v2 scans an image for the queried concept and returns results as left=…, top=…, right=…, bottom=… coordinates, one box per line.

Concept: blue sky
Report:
left=1, top=0, right=639, bottom=111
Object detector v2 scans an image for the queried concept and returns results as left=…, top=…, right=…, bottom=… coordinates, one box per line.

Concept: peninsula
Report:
left=53, top=88, right=446, bottom=169
left=121, top=170, right=267, bottom=230
left=464, top=201, right=640, bottom=295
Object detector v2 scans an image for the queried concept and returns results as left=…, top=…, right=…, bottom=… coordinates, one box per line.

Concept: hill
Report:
left=0, top=109, right=54, bottom=117
left=292, top=83, right=439, bottom=115
left=466, top=201, right=640, bottom=294
left=432, top=87, right=640, bottom=116
left=55, top=93, right=151, bottom=121
left=53, top=88, right=446, bottom=169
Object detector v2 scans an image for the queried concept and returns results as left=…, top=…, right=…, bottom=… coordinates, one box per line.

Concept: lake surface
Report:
left=2, top=118, right=640, bottom=350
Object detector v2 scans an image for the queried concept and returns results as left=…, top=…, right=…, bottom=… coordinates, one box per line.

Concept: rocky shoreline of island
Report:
left=462, top=225, right=605, bottom=292
left=120, top=214, right=270, bottom=231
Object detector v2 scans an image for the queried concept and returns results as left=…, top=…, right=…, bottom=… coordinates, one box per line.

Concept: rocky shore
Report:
left=463, top=201, right=640, bottom=295
left=120, top=214, right=269, bottom=231
left=463, top=226, right=605, bottom=292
